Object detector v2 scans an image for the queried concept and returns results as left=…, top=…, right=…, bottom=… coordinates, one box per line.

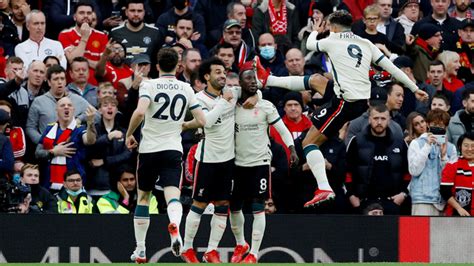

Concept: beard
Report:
left=110, top=56, right=125, bottom=66
left=128, top=18, right=143, bottom=28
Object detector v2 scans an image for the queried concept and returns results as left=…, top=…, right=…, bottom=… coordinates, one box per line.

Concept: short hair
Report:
left=437, top=51, right=460, bottom=70
left=429, top=60, right=445, bottom=71
left=25, top=10, right=44, bottom=25
left=175, top=14, right=193, bottom=26
left=74, top=0, right=95, bottom=13
left=99, top=96, right=118, bottom=108
left=387, top=82, right=404, bottom=95
left=182, top=48, right=200, bottom=62
left=198, top=57, right=226, bottom=83
left=214, top=42, right=234, bottom=55
left=369, top=103, right=389, bottom=115
left=363, top=4, right=381, bottom=17
left=0, top=100, right=13, bottom=110
left=432, top=93, right=450, bottom=106
left=46, top=64, right=66, bottom=80
left=328, top=10, right=353, bottom=29
left=98, top=82, right=115, bottom=92
left=126, top=0, right=145, bottom=8
left=226, top=71, right=239, bottom=80
left=64, top=168, right=81, bottom=181
left=226, top=2, right=245, bottom=17
left=20, top=164, right=39, bottom=177
left=462, top=87, right=474, bottom=101
left=190, top=70, right=200, bottom=86
left=457, top=132, right=474, bottom=152
left=43, top=55, right=60, bottom=65
left=157, top=48, right=179, bottom=73
left=426, top=109, right=450, bottom=126
left=70, top=56, right=89, bottom=69
left=6, top=56, right=23, bottom=65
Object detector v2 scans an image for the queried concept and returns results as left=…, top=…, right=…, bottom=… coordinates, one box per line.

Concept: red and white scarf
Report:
left=268, top=0, right=287, bottom=35
left=42, top=119, right=76, bottom=189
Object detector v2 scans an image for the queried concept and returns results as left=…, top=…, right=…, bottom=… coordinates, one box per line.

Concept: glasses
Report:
left=66, top=178, right=82, bottom=183
left=112, top=47, right=124, bottom=52
left=225, top=30, right=241, bottom=35
left=365, top=17, right=379, bottom=21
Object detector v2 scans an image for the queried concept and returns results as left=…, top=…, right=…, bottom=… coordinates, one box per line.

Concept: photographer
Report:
left=19, top=164, right=57, bottom=214
left=408, top=109, right=457, bottom=216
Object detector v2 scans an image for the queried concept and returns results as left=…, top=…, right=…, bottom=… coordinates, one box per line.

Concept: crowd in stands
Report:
left=1, top=0, right=474, bottom=216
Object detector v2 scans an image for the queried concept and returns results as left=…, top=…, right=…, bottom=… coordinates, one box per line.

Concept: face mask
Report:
left=66, top=188, right=84, bottom=197
left=172, top=0, right=187, bottom=10
left=259, top=45, right=276, bottom=60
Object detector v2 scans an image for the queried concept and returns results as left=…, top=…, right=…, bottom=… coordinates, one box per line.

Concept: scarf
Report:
left=42, top=119, right=76, bottom=188
left=456, top=38, right=474, bottom=68
left=415, top=37, right=439, bottom=59
left=268, top=0, right=287, bottom=35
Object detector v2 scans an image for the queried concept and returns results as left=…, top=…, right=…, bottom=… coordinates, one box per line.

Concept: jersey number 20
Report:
left=153, top=93, right=187, bottom=121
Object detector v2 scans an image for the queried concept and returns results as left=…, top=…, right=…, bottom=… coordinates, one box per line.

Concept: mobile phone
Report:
left=111, top=10, right=121, bottom=18
left=434, top=134, right=446, bottom=144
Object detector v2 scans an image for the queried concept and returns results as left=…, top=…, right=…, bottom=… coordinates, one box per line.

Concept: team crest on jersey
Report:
left=44, top=49, right=53, bottom=55
left=143, top=36, right=152, bottom=45
left=456, top=189, right=471, bottom=207
left=92, top=40, right=101, bottom=48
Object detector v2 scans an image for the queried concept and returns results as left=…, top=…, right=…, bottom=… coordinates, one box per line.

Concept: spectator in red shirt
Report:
left=438, top=51, right=464, bottom=92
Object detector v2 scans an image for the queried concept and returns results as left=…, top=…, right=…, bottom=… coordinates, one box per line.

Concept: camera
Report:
left=0, top=178, right=31, bottom=213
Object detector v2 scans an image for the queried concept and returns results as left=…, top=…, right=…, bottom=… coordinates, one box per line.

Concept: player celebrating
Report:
left=230, top=63, right=298, bottom=263
left=254, top=10, right=428, bottom=208
left=181, top=58, right=259, bottom=263
left=126, top=48, right=206, bottom=263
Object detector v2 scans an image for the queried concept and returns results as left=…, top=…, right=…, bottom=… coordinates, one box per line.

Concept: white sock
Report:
left=134, top=218, right=150, bottom=252
left=167, top=200, right=183, bottom=227
left=183, top=209, right=202, bottom=250
left=305, top=146, right=332, bottom=191
left=267, top=75, right=306, bottom=91
left=250, top=212, right=266, bottom=256
left=230, top=210, right=246, bottom=245
left=206, top=213, right=227, bottom=252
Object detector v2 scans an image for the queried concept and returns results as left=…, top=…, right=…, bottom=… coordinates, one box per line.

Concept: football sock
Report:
left=167, top=198, right=183, bottom=227
left=230, top=210, right=246, bottom=246
left=183, top=205, right=204, bottom=251
left=134, top=205, right=150, bottom=252
left=266, top=75, right=311, bottom=91
left=304, top=144, right=332, bottom=191
left=206, top=205, right=228, bottom=252
left=250, top=203, right=266, bottom=256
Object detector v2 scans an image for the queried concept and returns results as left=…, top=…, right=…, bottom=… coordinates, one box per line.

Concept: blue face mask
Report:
left=66, top=188, right=84, bottom=197
left=259, top=45, right=276, bottom=60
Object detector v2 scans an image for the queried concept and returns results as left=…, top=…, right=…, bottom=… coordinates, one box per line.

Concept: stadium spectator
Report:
left=214, top=42, right=237, bottom=73
left=178, top=48, right=201, bottom=84
left=408, top=109, right=457, bottom=215
left=455, top=18, right=474, bottom=84
left=96, top=0, right=154, bottom=31
left=437, top=51, right=464, bottom=92
left=346, top=104, right=409, bottom=215
left=10, top=0, right=31, bottom=42
left=363, top=202, right=384, bottom=215
left=35, top=96, right=96, bottom=192
left=425, top=60, right=455, bottom=106
left=15, top=10, right=67, bottom=70
left=257, top=33, right=287, bottom=76
left=252, top=0, right=300, bottom=48
left=97, top=165, right=158, bottom=214
left=19, top=163, right=57, bottom=213
left=95, top=40, right=133, bottom=92
left=448, top=0, right=473, bottom=21
left=404, top=111, right=428, bottom=144
left=227, top=2, right=256, bottom=53
left=194, top=0, right=232, bottom=47
left=441, top=132, right=474, bottom=216
left=0, top=101, right=26, bottom=175
left=58, top=1, right=108, bottom=86
left=43, top=56, right=60, bottom=70
left=56, top=169, right=94, bottom=214
left=395, top=0, right=422, bottom=35
left=26, top=65, right=91, bottom=145
left=0, top=0, right=20, bottom=56
left=0, top=109, right=14, bottom=182
left=67, top=56, right=98, bottom=107
left=86, top=96, right=132, bottom=200
left=431, top=93, right=451, bottom=112
left=386, top=83, right=407, bottom=130
left=447, top=88, right=474, bottom=145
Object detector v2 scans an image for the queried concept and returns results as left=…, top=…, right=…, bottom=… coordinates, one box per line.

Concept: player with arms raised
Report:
left=126, top=48, right=205, bottom=263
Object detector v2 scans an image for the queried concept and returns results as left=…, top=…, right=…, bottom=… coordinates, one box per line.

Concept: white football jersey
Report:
left=138, top=77, right=200, bottom=153
left=312, top=31, right=385, bottom=101
left=235, top=99, right=281, bottom=167
left=194, top=87, right=240, bottom=163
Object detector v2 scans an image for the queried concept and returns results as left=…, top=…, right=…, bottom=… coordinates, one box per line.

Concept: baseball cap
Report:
left=369, top=87, right=388, bottom=106
left=461, top=18, right=474, bottom=29
left=223, top=19, right=241, bottom=30
left=131, top=54, right=151, bottom=65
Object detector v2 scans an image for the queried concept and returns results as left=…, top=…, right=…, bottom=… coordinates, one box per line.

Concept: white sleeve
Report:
left=407, top=139, right=431, bottom=176
left=138, top=81, right=151, bottom=99
left=376, top=56, right=418, bottom=93
left=202, top=99, right=229, bottom=128
left=306, top=31, right=321, bottom=52
left=273, top=119, right=294, bottom=148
